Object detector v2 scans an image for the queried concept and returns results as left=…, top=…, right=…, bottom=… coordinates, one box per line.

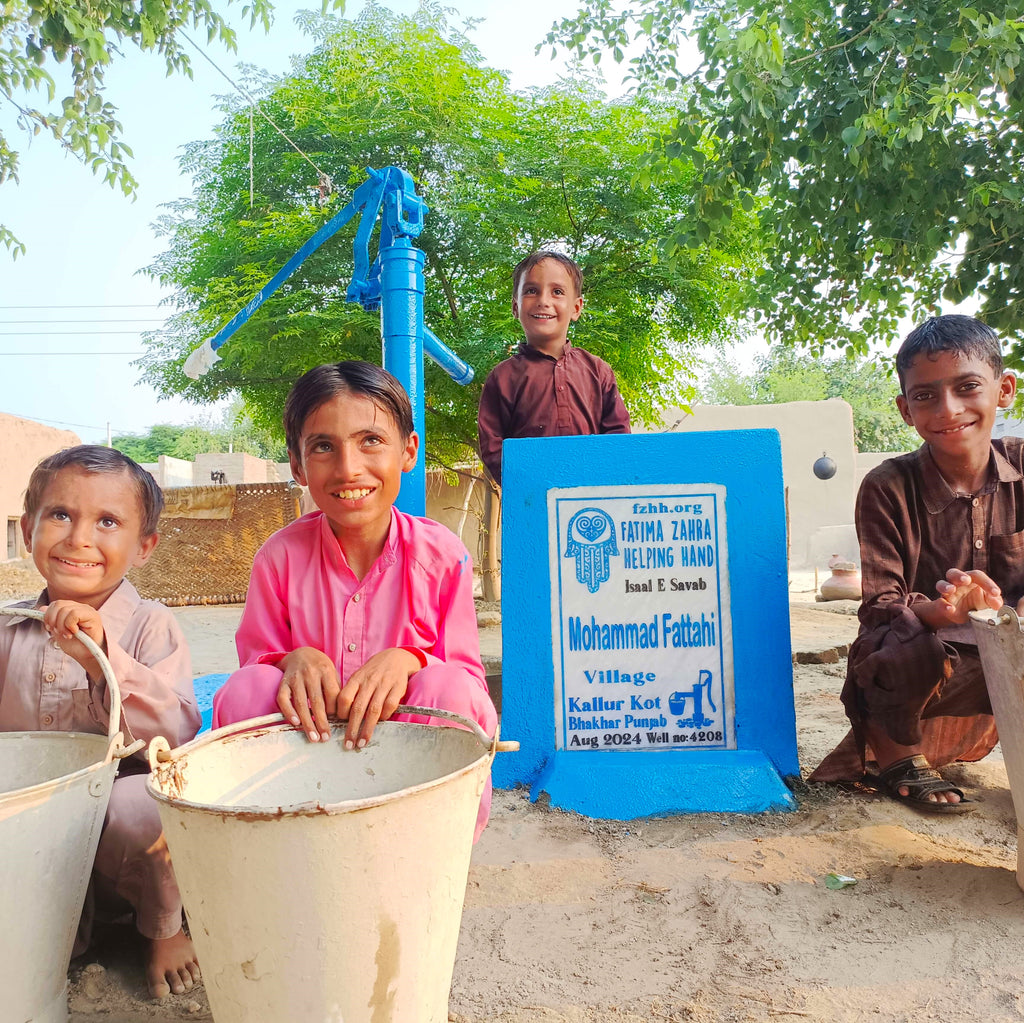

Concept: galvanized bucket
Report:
left=0, top=606, right=141, bottom=1023
left=970, top=606, right=1024, bottom=891
left=147, top=708, right=517, bottom=1023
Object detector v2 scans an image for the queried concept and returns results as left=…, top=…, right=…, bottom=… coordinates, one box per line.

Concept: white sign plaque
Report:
left=549, top=484, right=735, bottom=752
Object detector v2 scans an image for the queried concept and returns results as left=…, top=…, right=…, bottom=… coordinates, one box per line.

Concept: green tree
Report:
left=548, top=1, right=1024, bottom=364
left=0, top=0, right=285, bottom=255
left=113, top=401, right=288, bottom=461
left=701, top=347, right=919, bottom=451
left=139, top=2, right=757, bottom=472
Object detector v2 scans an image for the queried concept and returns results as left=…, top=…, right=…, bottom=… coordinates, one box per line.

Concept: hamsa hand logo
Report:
left=564, top=508, right=618, bottom=593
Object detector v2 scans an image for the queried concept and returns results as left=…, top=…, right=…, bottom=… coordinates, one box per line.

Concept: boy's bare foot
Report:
left=147, top=928, right=200, bottom=999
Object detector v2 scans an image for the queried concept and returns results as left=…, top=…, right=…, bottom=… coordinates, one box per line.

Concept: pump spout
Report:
left=424, top=326, right=474, bottom=385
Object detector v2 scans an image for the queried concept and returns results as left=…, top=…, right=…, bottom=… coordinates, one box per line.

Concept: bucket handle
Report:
left=0, top=605, right=144, bottom=762
left=148, top=704, right=518, bottom=768
left=396, top=705, right=520, bottom=754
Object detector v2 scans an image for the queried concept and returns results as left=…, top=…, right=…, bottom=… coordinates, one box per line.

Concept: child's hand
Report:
left=933, top=568, right=1004, bottom=624
left=335, top=647, right=421, bottom=751
left=42, top=600, right=106, bottom=677
left=276, top=647, right=342, bottom=743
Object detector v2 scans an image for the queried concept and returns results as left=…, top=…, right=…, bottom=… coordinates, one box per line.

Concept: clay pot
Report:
left=819, top=558, right=861, bottom=601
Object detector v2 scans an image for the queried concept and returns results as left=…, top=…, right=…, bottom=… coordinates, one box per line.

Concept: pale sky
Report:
left=0, top=0, right=623, bottom=444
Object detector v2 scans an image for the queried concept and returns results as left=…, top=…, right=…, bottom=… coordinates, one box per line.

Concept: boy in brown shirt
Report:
left=477, top=251, right=630, bottom=485
left=811, top=315, right=1024, bottom=812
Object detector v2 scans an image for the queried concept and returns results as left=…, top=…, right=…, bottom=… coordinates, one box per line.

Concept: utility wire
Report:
left=0, top=351, right=146, bottom=356
left=0, top=319, right=165, bottom=325
left=0, top=330, right=160, bottom=336
left=0, top=304, right=160, bottom=309
left=180, top=30, right=328, bottom=179
left=1, top=411, right=135, bottom=433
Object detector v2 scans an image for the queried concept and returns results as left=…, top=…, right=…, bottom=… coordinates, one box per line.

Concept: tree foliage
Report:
left=112, top=402, right=287, bottom=462
left=139, top=2, right=757, bottom=470
left=549, top=1, right=1024, bottom=365
left=0, top=0, right=284, bottom=255
left=701, top=346, right=919, bottom=451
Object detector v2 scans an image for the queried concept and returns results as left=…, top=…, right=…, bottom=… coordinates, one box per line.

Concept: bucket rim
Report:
left=146, top=719, right=493, bottom=818
left=0, top=731, right=118, bottom=805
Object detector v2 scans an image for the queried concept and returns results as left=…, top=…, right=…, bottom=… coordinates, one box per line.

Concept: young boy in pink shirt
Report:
left=213, top=361, right=497, bottom=837
left=0, top=445, right=201, bottom=998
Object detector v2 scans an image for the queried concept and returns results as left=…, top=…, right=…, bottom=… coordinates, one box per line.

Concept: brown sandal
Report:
left=876, top=755, right=975, bottom=815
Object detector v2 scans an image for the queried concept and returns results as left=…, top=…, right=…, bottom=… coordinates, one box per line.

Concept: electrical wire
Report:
left=0, top=304, right=160, bottom=309
left=179, top=30, right=328, bottom=179
left=0, top=351, right=146, bottom=356
left=0, top=330, right=159, bottom=336
left=1, top=411, right=134, bottom=433
left=0, top=319, right=165, bottom=325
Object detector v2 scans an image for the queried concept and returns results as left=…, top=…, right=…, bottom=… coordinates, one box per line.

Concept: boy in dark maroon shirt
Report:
left=476, top=251, right=630, bottom=485
left=811, top=315, right=1024, bottom=812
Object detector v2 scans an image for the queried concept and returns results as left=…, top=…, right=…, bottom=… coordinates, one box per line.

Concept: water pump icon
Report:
left=669, top=670, right=716, bottom=728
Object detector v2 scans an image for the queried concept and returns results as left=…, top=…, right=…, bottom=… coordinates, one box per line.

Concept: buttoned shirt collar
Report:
left=317, top=507, right=399, bottom=580
left=517, top=339, right=574, bottom=363
left=918, top=443, right=1023, bottom=515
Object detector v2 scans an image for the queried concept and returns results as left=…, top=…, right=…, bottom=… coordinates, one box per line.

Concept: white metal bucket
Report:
left=0, top=607, right=139, bottom=1023
left=971, top=606, right=1024, bottom=891
left=147, top=709, right=516, bottom=1023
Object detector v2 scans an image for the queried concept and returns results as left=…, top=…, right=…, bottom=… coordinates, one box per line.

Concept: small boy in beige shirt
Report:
left=0, top=445, right=200, bottom=997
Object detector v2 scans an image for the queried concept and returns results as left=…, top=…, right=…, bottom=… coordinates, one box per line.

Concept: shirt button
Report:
left=44, top=672, right=56, bottom=682
left=42, top=714, right=53, bottom=725
left=347, top=643, right=356, bottom=652
left=353, top=594, right=361, bottom=603
left=51, top=641, right=60, bottom=650
left=972, top=498, right=980, bottom=507
left=975, top=539, right=984, bottom=549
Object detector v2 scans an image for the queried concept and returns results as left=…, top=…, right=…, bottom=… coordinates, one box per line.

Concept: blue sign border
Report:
left=492, top=430, right=798, bottom=816
left=551, top=487, right=732, bottom=751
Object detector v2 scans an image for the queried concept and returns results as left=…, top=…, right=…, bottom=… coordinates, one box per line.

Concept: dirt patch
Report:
left=0, top=575, right=1002, bottom=1023
left=58, top=655, right=1024, bottom=1023
left=0, top=556, right=43, bottom=601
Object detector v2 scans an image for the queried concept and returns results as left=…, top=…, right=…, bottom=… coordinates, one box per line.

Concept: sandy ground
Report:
left=3, top=561, right=1022, bottom=1022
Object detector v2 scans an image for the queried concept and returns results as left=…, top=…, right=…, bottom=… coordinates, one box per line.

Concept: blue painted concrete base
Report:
left=526, top=750, right=796, bottom=817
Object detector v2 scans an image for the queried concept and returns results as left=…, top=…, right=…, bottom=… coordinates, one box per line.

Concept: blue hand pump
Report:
left=183, top=165, right=473, bottom=515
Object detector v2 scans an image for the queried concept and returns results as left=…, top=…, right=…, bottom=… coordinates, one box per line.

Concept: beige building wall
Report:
left=144, top=454, right=289, bottom=489
left=142, top=455, right=194, bottom=489
left=0, top=414, right=81, bottom=559
left=425, top=469, right=491, bottom=595
left=855, top=451, right=896, bottom=491
left=650, top=400, right=858, bottom=571
left=194, top=452, right=274, bottom=486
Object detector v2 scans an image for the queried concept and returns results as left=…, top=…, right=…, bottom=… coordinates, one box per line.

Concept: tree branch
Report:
left=424, top=244, right=461, bottom=321
left=790, top=3, right=903, bottom=67
left=560, top=172, right=581, bottom=239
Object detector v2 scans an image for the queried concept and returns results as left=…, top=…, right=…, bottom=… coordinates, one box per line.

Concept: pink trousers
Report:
left=212, top=662, right=498, bottom=841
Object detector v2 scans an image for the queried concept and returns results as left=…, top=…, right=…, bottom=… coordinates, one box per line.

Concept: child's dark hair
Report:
left=512, top=250, right=583, bottom=299
left=24, top=445, right=164, bottom=536
left=284, top=361, right=415, bottom=455
left=896, top=314, right=1004, bottom=390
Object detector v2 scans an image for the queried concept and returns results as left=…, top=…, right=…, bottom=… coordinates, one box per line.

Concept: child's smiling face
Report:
left=21, top=467, right=158, bottom=609
left=513, top=257, right=583, bottom=350
left=896, top=349, right=1016, bottom=457
left=290, top=393, right=418, bottom=542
